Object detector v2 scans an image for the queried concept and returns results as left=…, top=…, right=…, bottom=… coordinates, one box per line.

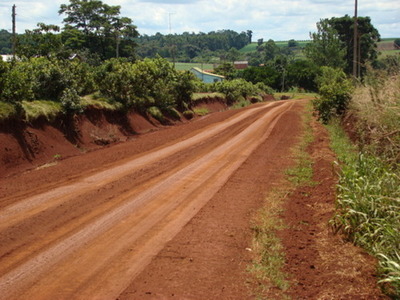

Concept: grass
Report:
left=81, top=94, right=122, bottom=111
left=21, top=100, right=62, bottom=122
left=350, top=73, right=400, bottom=163
left=274, top=92, right=317, bottom=101
left=147, top=106, right=166, bottom=123
left=248, top=102, right=315, bottom=298
left=193, top=108, right=209, bottom=116
left=230, top=98, right=251, bottom=109
left=327, top=120, right=400, bottom=297
left=0, top=101, right=17, bottom=120
left=192, top=92, right=226, bottom=102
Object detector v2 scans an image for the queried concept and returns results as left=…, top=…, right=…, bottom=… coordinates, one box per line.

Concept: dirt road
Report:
left=0, top=101, right=302, bottom=299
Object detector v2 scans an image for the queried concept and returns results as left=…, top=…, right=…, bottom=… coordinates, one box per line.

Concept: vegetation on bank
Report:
left=0, top=55, right=274, bottom=123
left=317, top=65, right=400, bottom=296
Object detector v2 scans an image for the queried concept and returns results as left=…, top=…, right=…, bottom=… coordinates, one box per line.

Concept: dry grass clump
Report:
left=350, top=72, right=400, bottom=163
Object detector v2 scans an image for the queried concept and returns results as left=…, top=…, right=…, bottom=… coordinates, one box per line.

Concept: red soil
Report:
left=0, top=100, right=386, bottom=299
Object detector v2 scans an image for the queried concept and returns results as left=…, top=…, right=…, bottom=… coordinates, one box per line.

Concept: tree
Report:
left=395, top=39, right=400, bottom=49
left=306, top=16, right=380, bottom=76
left=264, top=39, right=280, bottom=62
left=288, top=39, right=298, bottom=48
left=328, top=15, right=380, bottom=75
left=59, top=0, right=138, bottom=59
left=0, top=30, right=12, bottom=54
left=304, top=19, right=346, bottom=70
left=16, top=23, right=64, bottom=58
left=286, top=60, right=320, bottom=91
left=227, top=47, right=241, bottom=63
left=246, top=30, right=253, bottom=43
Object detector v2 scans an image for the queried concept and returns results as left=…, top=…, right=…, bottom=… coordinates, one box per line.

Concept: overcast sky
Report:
left=0, top=0, right=399, bottom=41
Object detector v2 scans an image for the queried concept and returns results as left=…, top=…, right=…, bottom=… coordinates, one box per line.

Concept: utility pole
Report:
left=353, top=0, right=358, bottom=78
left=12, top=4, right=16, bottom=59
left=168, top=12, right=176, bottom=67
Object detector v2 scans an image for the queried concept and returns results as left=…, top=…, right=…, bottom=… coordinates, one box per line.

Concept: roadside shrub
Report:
left=173, top=71, right=197, bottom=110
left=1, top=62, right=35, bottom=102
left=60, top=87, right=82, bottom=113
left=212, top=79, right=259, bottom=104
left=240, top=66, right=281, bottom=90
left=30, top=58, right=76, bottom=101
left=313, top=66, right=353, bottom=123
left=96, top=57, right=194, bottom=112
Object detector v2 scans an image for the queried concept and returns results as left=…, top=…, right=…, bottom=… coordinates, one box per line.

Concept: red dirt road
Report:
left=0, top=101, right=299, bottom=299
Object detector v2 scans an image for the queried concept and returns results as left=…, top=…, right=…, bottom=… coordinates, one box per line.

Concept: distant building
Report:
left=190, top=67, right=225, bottom=83
left=233, top=61, right=249, bottom=70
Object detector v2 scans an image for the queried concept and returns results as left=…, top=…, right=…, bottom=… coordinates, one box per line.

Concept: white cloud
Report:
left=0, top=0, right=398, bottom=40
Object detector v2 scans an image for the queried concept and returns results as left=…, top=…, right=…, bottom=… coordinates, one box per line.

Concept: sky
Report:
left=0, top=0, right=399, bottom=41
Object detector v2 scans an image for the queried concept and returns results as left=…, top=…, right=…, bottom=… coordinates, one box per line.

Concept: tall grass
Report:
left=0, top=102, right=17, bottom=120
left=327, top=71, right=400, bottom=297
left=21, top=100, right=62, bottom=122
left=328, top=121, right=400, bottom=296
left=350, top=72, right=400, bottom=164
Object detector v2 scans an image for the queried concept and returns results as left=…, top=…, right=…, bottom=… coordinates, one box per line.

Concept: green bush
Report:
left=313, top=66, right=353, bottom=123
left=96, top=57, right=195, bottom=112
left=60, top=87, right=82, bottom=113
left=212, top=79, right=261, bottom=104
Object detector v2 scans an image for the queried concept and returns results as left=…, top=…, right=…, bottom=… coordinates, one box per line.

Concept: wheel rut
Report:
left=0, top=101, right=296, bottom=299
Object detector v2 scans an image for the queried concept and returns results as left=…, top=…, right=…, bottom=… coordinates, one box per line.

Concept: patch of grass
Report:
left=191, top=92, right=226, bottom=102
left=147, top=106, right=166, bottom=123
left=327, top=120, right=400, bottom=297
left=230, top=98, right=251, bottom=109
left=0, top=101, right=17, bottom=120
left=193, top=107, right=209, bottom=116
left=248, top=102, right=315, bottom=298
left=248, top=189, right=290, bottom=295
left=285, top=104, right=315, bottom=186
left=21, top=100, right=62, bottom=122
left=81, top=94, right=122, bottom=111
left=162, top=106, right=181, bottom=120
left=274, top=92, right=317, bottom=100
